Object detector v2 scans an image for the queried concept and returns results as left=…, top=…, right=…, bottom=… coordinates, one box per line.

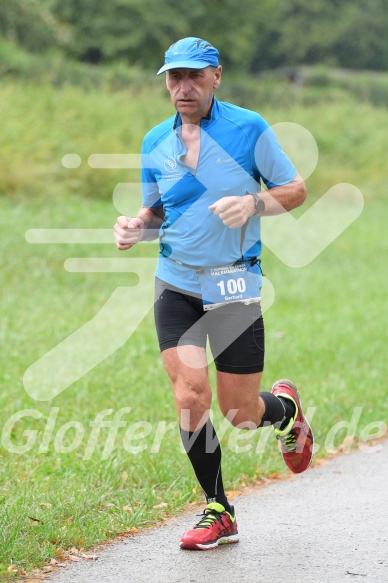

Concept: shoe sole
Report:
left=181, top=533, right=239, bottom=551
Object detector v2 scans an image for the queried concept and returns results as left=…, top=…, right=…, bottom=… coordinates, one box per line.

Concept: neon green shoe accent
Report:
left=273, top=393, right=299, bottom=438
left=206, top=502, right=225, bottom=513
left=194, top=503, right=235, bottom=529
left=279, top=431, right=298, bottom=450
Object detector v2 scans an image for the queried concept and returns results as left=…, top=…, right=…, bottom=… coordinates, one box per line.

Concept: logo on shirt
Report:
left=164, top=156, right=177, bottom=172
left=216, top=157, right=234, bottom=164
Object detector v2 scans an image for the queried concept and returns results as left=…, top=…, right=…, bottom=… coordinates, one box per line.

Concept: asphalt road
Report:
left=49, top=442, right=388, bottom=583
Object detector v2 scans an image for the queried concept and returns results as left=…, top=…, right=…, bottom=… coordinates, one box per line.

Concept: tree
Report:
left=53, top=0, right=262, bottom=71
left=2, top=0, right=387, bottom=73
left=0, top=0, right=69, bottom=53
left=249, top=0, right=388, bottom=72
left=333, top=0, right=388, bottom=70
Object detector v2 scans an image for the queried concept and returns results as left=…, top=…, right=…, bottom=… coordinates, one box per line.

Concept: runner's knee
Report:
left=174, top=380, right=212, bottom=413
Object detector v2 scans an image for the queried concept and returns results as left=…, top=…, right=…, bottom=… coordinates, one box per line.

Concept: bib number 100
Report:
left=216, top=277, right=246, bottom=296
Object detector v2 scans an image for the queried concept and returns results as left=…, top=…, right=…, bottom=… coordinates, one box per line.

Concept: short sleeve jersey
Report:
left=141, top=98, right=296, bottom=295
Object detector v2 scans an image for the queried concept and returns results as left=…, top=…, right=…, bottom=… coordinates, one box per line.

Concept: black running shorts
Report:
left=154, top=278, right=265, bottom=374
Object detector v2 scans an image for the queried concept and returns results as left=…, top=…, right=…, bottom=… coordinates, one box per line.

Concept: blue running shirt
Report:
left=141, top=98, right=296, bottom=294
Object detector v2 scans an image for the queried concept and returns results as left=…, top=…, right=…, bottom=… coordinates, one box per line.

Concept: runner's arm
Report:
left=252, top=172, right=306, bottom=216
left=114, top=205, right=164, bottom=249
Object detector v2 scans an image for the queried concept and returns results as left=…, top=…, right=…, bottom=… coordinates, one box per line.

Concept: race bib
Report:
left=198, top=262, right=261, bottom=311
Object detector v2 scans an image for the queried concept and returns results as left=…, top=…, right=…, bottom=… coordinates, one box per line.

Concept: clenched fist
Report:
left=114, top=216, right=144, bottom=250
left=209, top=195, right=255, bottom=229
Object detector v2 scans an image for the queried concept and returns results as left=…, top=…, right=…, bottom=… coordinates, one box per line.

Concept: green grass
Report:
left=0, top=77, right=387, bottom=578
left=0, top=77, right=386, bottom=204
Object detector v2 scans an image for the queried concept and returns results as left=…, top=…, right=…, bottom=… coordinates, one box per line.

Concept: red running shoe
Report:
left=180, top=502, right=239, bottom=550
left=271, top=379, right=314, bottom=474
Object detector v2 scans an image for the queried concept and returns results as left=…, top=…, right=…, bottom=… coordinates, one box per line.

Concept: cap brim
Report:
left=157, top=60, right=212, bottom=75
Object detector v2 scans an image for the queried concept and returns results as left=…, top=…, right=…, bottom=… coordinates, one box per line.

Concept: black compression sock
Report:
left=180, top=419, right=231, bottom=514
left=259, top=392, right=296, bottom=430
left=278, top=396, right=296, bottom=429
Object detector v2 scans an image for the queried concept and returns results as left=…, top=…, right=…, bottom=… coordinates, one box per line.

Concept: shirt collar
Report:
left=173, top=97, right=220, bottom=130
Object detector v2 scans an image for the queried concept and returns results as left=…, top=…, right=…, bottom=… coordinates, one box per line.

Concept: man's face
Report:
left=165, top=66, right=222, bottom=121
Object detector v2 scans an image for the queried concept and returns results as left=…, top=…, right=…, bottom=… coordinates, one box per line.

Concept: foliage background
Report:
left=0, top=0, right=387, bottom=578
left=1, top=0, right=388, bottom=74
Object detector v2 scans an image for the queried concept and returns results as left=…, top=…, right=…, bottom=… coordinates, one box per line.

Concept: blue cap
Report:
left=157, top=37, right=219, bottom=75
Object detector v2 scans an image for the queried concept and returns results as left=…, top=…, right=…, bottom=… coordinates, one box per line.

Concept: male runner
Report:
left=114, top=37, right=314, bottom=550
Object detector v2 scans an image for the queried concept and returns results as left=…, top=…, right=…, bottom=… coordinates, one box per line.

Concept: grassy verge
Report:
left=0, top=77, right=386, bottom=203
left=0, top=79, right=387, bottom=578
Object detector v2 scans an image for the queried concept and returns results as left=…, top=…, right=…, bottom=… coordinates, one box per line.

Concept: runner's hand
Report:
left=114, top=216, right=144, bottom=250
left=209, top=196, right=255, bottom=229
